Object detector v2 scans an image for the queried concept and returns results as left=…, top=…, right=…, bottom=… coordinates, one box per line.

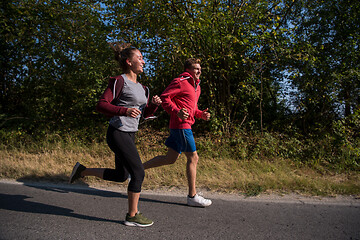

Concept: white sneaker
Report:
left=187, top=194, right=212, bottom=207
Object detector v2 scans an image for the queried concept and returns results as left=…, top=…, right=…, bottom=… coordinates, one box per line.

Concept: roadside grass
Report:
left=0, top=129, right=359, bottom=197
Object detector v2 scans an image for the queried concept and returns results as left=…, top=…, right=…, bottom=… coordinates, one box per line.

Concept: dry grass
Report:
left=1, top=138, right=359, bottom=197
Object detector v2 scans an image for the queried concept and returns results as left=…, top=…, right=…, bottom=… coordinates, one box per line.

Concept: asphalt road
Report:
left=0, top=180, right=359, bottom=240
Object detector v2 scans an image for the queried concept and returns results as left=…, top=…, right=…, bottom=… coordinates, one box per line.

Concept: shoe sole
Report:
left=187, top=200, right=212, bottom=207
left=69, top=162, right=81, bottom=184
left=187, top=203, right=212, bottom=207
left=124, top=221, right=154, bottom=227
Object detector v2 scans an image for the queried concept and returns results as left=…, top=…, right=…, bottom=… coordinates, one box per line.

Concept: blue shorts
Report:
left=165, top=129, right=196, bottom=154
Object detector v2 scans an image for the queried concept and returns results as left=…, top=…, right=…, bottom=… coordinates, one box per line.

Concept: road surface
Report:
left=0, top=180, right=359, bottom=240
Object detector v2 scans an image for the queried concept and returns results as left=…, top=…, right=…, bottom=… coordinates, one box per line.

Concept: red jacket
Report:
left=161, top=72, right=203, bottom=129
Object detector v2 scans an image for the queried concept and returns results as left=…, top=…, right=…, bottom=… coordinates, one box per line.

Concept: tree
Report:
left=106, top=0, right=296, bottom=133
left=1, top=0, right=114, bottom=134
left=2, top=0, right=358, bottom=138
left=287, top=0, right=360, bottom=132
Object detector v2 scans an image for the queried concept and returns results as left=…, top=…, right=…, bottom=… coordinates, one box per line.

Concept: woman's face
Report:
left=127, top=49, right=145, bottom=74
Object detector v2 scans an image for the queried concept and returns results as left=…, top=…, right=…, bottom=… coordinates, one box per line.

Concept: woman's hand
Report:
left=152, top=95, right=162, bottom=106
left=126, top=108, right=141, bottom=118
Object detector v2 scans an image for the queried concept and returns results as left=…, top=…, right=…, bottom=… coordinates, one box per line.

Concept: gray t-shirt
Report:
left=109, top=74, right=148, bottom=132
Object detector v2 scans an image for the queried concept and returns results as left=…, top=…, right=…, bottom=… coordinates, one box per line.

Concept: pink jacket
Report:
left=161, top=72, right=204, bottom=129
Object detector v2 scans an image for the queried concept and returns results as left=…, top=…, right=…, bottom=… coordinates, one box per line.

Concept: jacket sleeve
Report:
left=194, top=109, right=203, bottom=119
left=160, top=79, right=182, bottom=115
left=96, top=78, right=128, bottom=117
left=143, top=103, right=158, bottom=118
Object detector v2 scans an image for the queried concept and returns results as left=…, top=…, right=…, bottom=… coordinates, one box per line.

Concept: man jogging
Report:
left=143, top=58, right=212, bottom=207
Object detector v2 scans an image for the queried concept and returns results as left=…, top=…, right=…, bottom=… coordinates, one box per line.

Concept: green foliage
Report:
left=330, top=110, right=360, bottom=169
left=101, top=0, right=359, bottom=135
left=286, top=0, right=360, bottom=132
left=244, top=183, right=265, bottom=197
left=195, top=112, right=359, bottom=171
left=106, top=0, right=296, bottom=132
left=1, top=0, right=359, bottom=171
left=1, top=0, right=115, bottom=133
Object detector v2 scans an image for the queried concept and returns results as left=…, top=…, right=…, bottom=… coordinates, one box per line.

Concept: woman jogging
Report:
left=69, top=43, right=161, bottom=227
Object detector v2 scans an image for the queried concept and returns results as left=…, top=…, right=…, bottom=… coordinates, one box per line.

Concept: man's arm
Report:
left=160, top=79, right=182, bottom=115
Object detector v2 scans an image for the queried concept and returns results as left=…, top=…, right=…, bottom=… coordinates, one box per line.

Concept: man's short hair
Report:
left=184, top=58, right=201, bottom=71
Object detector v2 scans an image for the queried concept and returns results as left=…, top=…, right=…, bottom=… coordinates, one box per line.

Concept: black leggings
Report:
left=103, top=125, right=145, bottom=193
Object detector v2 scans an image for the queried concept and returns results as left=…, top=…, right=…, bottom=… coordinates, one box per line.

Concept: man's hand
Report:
left=126, top=108, right=141, bottom=118
left=201, top=108, right=211, bottom=121
left=177, top=108, right=189, bottom=120
left=152, top=95, right=162, bottom=105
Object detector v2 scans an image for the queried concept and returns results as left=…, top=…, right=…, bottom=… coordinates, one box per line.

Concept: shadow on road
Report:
left=16, top=177, right=188, bottom=207
left=0, top=178, right=187, bottom=226
left=0, top=192, right=124, bottom=224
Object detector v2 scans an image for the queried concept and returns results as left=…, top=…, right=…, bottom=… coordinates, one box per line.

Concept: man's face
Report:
left=187, top=63, right=201, bottom=81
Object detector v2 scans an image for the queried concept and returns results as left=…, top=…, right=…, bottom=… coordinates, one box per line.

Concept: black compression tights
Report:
left=103, top=126, right=145, bottom=193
